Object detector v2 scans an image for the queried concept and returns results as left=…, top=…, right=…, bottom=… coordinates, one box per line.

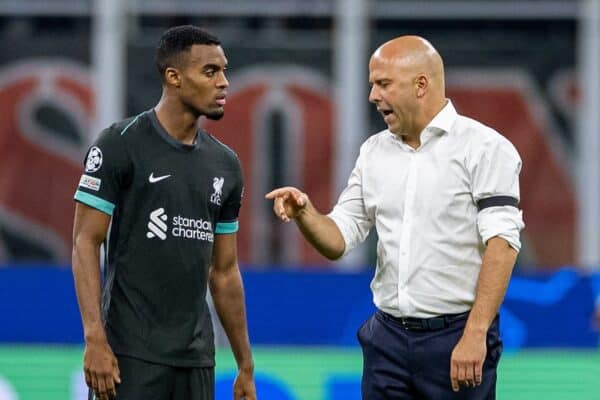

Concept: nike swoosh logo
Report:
left=149, top=173, right=171, bottom=183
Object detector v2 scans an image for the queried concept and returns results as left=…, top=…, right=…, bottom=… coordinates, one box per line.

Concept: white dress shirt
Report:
left=328, top=100, right=524, bottom=318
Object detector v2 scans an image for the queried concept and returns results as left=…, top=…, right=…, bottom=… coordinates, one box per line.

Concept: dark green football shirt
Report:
left=74, top=110, right=243, bottom=367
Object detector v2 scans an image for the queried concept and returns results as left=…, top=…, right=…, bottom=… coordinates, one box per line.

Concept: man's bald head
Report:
left=371, top=35, right=445, bottom=95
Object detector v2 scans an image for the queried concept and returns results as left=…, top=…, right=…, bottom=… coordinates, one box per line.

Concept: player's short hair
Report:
left=156, top=25, right=221, bottom=80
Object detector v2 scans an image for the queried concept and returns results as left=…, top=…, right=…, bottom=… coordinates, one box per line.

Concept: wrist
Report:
left=295, top=203, right=311, bottom=220
left=463, top=322, right=488, bottom=337
left=84, top=326, right=107, bottom=343
left=238, top=360, right=254, bottom=374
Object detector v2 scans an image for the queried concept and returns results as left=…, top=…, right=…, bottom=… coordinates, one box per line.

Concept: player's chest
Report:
left=128, top=154, right=235, bottom=207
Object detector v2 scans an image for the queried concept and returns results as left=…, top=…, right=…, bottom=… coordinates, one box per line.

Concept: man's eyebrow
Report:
left=370, top=78, right=390, bottom=85
left=202, top=63, right=227, bottom=71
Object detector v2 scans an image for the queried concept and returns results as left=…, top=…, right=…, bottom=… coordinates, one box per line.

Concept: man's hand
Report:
left=450, top=330, right=486, bottom=392
left=265, top=186, right=345, bottom=260
left=233, top=367, right=257, bottom=400
left=83, top=336, right=121, bottom=400
left=265, top=187, right=309, bottom=222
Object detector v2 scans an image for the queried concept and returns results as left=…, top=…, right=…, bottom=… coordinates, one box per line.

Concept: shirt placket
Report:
left=398, top=149, right=418, bottom=315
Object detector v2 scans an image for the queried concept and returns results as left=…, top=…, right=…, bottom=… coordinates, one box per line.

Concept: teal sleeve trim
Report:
left=74, top=190, right=115, bottom=216
left=215, top=221, right=239, bottom=234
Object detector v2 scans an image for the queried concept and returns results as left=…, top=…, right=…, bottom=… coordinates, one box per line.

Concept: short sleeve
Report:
left=215, top=156, right=243, bottom=235
left=73, top=129, right=131, bottom=216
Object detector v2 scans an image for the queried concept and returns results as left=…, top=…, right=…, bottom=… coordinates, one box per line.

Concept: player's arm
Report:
left=209, top=233, right=256, bottom=400
left=72, top=202, right=120, bottom=399
left=450, top=236, right=517, bottom=391
left=265, top=187, right=345, bottom=260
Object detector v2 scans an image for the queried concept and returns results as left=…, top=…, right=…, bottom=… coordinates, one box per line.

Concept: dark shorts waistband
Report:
left=377, top=310, right=469, bottom=331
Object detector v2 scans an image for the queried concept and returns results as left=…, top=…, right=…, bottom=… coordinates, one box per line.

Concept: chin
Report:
left=204, top=110, right=224, bottom=120
left=387, top=124, right=400, bottom=134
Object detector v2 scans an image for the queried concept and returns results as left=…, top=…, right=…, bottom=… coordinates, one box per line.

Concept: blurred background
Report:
left=0, top=0, right=599, bottom=399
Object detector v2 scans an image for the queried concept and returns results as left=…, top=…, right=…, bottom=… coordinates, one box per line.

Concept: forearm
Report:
left=295, top=204, right=345, bottom=260
left=72, top=239, right=106, bottom=342
left=465, top=236, right=517, bottom=335
left=209, top=266, right=254, bottom=372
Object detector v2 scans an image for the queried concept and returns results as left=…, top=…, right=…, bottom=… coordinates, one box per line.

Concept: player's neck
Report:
left=154, top=99, right=198, bottom=145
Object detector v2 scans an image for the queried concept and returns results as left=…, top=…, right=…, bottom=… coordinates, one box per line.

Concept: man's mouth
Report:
left=215, top=94, right=227, bottom=106
left=379, top=109, right=394, bottom=122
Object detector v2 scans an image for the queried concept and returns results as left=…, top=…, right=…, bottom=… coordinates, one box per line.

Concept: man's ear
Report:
left=415, top=74, right=428, bottom=98
left=164, top=67, right=181, bottom=88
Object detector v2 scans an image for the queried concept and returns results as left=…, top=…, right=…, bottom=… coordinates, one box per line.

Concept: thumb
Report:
left=295, top=192, right=307, bottom=207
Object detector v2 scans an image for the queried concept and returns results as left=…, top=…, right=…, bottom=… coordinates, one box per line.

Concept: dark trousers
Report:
left=89, top=355, right=214, bottom=400
left=358, top=310, right=502, bottom=400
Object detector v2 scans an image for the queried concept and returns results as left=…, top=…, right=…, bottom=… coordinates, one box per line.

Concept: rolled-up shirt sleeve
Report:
left=328, top=145, right=374, bottom=256
left=471, top=133, right=525, bottom=251
left=477, top=206, right=524, bottom=251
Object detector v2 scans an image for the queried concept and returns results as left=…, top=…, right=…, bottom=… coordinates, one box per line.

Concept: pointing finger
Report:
left=265, top=187, right=293, bottom=199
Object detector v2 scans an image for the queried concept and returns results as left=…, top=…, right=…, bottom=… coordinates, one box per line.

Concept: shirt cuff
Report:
left=327, top=209, right=356, bottom=257
left=477, top=206, right=524, bottom=252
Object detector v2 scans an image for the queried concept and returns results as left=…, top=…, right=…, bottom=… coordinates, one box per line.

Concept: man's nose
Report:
left=217, top=72, right=229, bottom=88
left=368, top=86, right=379, bottom=103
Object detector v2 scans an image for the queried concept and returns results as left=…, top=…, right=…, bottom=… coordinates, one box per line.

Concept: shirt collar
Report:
left=424, top=99, right=457, bottom=135
left=386, top=99, right=458, bottom=149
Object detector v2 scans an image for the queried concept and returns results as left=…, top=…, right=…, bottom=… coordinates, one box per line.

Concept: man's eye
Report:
left=205, top=70, right=215, bottom=77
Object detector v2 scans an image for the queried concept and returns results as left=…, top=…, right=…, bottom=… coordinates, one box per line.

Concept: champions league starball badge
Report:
left=85, top=146, right=103, bottom=173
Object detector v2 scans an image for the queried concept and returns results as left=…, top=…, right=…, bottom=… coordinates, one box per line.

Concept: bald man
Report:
left=266, top=36, right=524, bottom=399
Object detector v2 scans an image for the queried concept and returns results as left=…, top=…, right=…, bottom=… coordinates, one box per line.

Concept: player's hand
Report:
left=450, top=330, right=486, bottom=392
left=83, top=336, right=121, bottom=400
left=233, top=367, right=257, bottom=400
left=265, top=187, right=310, bottom=222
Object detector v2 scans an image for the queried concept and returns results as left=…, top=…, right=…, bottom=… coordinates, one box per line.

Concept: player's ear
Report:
left=164, top=67, right=182, bottom=88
